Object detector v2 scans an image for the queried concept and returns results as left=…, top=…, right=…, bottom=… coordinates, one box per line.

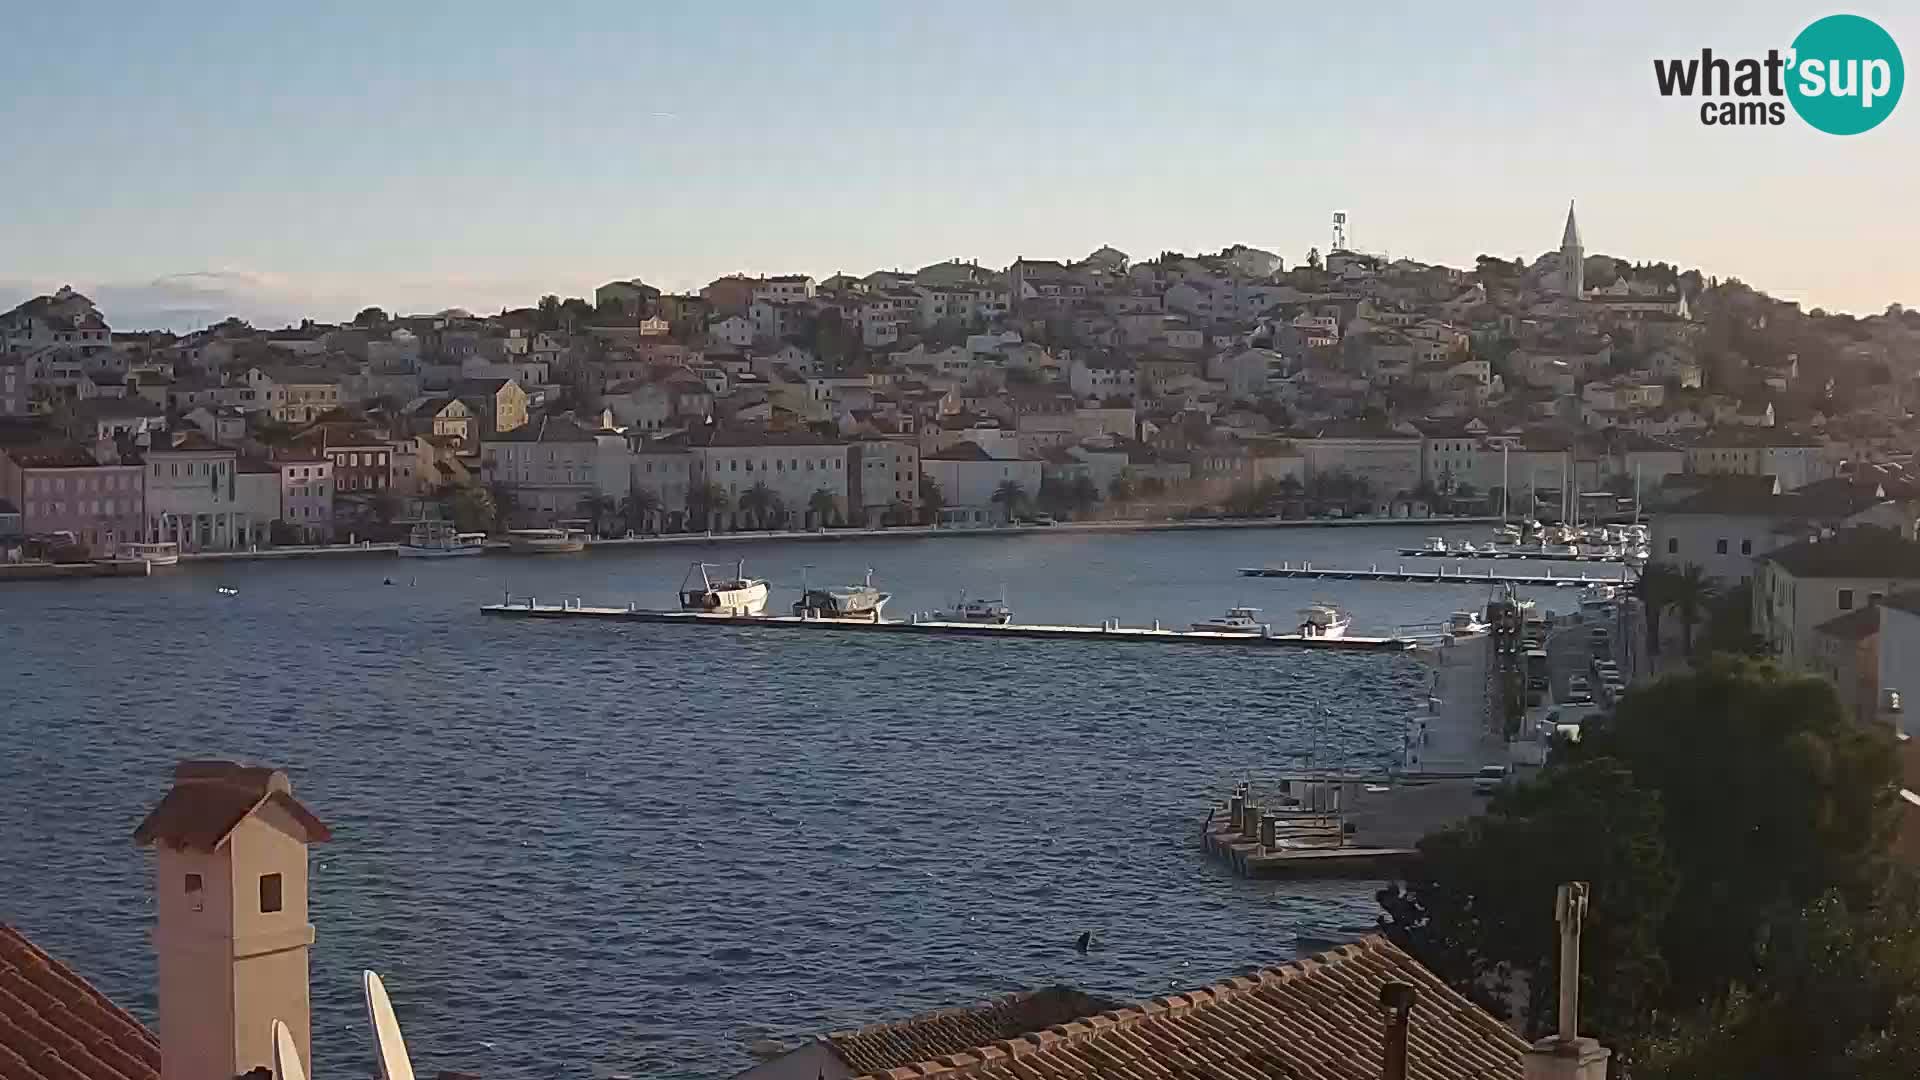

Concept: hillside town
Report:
left=7, top=206, right=1920, bottom=668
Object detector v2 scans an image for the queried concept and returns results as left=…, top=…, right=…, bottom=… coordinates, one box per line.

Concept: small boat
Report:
left=505, top=528, right=588, bottom=554
left=1447, top=610, right=1491, bottom=635
left=1298, top=602, right=1351, bottom=638
left=1580, top=583, right=1618, bottom=609
left=1192, top=606, right=1265, bottom=634
left=1458, top=540, right=1479, bottom=554
left=793, top=568, right=889, bottom=621
left=1422, top=536, right=1450, bottom=553
left=680, top=560, right=769, bottom=616
left=216, top=586, right=238, bottom=596
left=399, top=521, right=485, bottom=558
left=121, top=541, right=180, bottom=566
left=1491, top=524, right=1522, bottom=546
left=930, top=589, right=1014, bottom=625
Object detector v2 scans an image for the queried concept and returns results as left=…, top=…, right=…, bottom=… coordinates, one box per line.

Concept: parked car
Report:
left=1473, top=764, right=1509, bottom=795
left=1589, top=626, right=1610, bottom=644
left=1565, top=674, right=1593, bottom=704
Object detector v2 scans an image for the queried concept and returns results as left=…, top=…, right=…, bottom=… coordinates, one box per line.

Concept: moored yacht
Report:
left=793, top=569, right=889, bottom=621
left=1192, top=606, right=1265, bottom=634
left=1447, top=610, right=1491, bottom=635
left=399, top=521, right=485, bottom=558
left=120, top=540, right=180, bottom=566
left=1298, top=602, right=1351, bottom=638
left=505, top=528, right=588, bottom=554
left=680, top=560, right=770, bottom=615
left=930, top=589, right=1014, bottom=625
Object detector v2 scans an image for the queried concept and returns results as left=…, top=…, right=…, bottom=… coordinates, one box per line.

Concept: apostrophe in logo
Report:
left=1787, top=14, right=1903, bottom=134
left=1652, top=13, right=1903, bottom=133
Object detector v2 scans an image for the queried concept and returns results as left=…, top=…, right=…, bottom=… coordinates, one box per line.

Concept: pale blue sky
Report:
left=4, top=2, right=1914, bottom=328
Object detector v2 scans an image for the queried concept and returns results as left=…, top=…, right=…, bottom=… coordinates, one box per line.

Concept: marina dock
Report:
left=1395, top=547, right=1627, bottom=563
left=0, top=559, right=153, bottom=582
left=1239, top=562, right=1632, bottom=588
left=478, top=600, right=1419, bottom=651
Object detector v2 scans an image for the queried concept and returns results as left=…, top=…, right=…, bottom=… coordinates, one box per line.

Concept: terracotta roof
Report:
left=847, top=937, right=1527, bottom=1080
left=1761, top=527, right=1920, bottom=580
left=0, top=923, right=160, bottom=1080
left=1815, top=605, right=1882, bottom=641
left=824, top=987, right=1119, bottom=1076
left=132, top=760, right=332, bottom=852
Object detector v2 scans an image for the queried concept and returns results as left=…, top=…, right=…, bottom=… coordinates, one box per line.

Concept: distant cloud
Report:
left=0, top=270, right=571, bottom=333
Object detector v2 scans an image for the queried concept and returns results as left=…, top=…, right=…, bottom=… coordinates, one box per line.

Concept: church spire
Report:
left=1561, top=201, right=1581, bottom=249
left=1560, top=200, right=1584, bottom=298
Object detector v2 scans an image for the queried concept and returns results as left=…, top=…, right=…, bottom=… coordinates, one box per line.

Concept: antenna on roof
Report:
left=363, top=970, right=419, bottom=1080
left=272, top=1019, right=309, bottom=1080
left=1331, top=212, right=1347, bottom=252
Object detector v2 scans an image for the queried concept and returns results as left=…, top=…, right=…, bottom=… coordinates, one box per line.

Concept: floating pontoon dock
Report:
left=1238, top=563, right=1632, bottom=588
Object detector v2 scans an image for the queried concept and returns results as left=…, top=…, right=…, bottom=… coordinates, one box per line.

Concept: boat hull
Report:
left=683, top=581, right=769, bottom=616
left=399, top=545, right=485, bottom=558
left=507, top=539, right=587, bottom=554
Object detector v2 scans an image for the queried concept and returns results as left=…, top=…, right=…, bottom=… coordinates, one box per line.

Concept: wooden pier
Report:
left=1238, top=562, right=1632, bottom=588
left=478, top=600, right=1418, bottom=651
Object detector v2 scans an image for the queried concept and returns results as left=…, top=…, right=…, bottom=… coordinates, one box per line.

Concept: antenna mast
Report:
left=1331, top=212, right=1348, bottom=252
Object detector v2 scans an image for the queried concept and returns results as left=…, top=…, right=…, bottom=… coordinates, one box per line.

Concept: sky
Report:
left=3, top=1, right=1915, bottom=330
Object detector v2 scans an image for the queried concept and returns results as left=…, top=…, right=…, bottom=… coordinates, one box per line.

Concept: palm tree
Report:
left=619, top=487, right=660, bottom=534
left=1108, top=475, right=1135, bottom=505
left=1671, top=562, right=1720, bottom=658
left=991, top=480, right=1027, bottom=521
left=919, top=476, right=945, bottom=524
left=808, top=488, right=839, bottom=528
left=486, top=483, right=518, bottom=530
left=451, top=486, right=496, bottom=534
left=577, top=494, right=616, bottom=537
left=1631, top=561, right=1680, bottom=657
left=1069, top=474, right=1100, bottom=514
left=740, top=481, right=777, bottom=529
left=689, top=482, right=729, bottom=531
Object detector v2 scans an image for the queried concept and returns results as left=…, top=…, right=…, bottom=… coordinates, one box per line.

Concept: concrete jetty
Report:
left=1238, top=562, right=1632, bottom=588
left=1394, top=546, right=1627, bottom=563
left=0, top=558, right=153, bottom=582
left=478, top=600, right=1420, bottom=651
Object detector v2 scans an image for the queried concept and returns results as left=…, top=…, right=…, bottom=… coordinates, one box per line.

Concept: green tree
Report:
left=1670, top=562, right=1719, bottom=657
left=576, top=493, right=616, bottom=537
left=1036, top=476, right=1072, bottom=517
left=991, top=480, right=1027, bottom=520
left=353, top=306, right=389, bottom=328
left=536, top=294, right=561, bottom=331
left=619, top=488, right=660, bottom=534
left=1069, top=474, right=1100, bottom=514
left=739, top=481, right=778, bottom=529
left=807, top=487, right=838, bottom=528
left=1632, top=561, right=1680, bottom=658
left=371, top=492, right=402, bottom=526
left=919, top=475, right=945, bottom=523
left=1108, top=475, right=1135, bottom=505
left=485, top=483, right=518, bottom=530
left=689, top=482, right=730, bottom=530
left=450, top=486, right=496, bottom=534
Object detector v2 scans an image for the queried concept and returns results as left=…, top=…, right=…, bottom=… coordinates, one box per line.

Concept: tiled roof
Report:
left=0, top=922, right=160, bottom=1080
left=826, top=987, right=1119, bottom=1076
left=1815, top=605, right=1882, bottom=641
left=132, top=760, right=332, bottom=852
left=1762, top=527, right=1920, bottom=580
left=847, top=937, right=1526, bottom=1080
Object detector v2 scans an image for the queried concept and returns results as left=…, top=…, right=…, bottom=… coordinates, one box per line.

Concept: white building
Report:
left=481, top=415, right=601, bottom=527
left=921, top=441, right=1042, bottom=525
left=1753, top=527, right=1920, bottom=671
left=278, top=455, right=334, bottom=543
left=707, top=315, right=755, bottom=348
left=677, top=427, right=850, bottom=529
left=142, top=432, right=250, bottom=551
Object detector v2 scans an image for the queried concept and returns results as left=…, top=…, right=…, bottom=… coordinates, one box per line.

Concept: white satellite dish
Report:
left=272, top=1019, right=308, bottom=1080
left=363, top=969, right=418, bottom=1080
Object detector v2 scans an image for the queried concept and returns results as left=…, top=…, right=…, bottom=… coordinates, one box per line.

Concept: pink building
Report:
left=0, top=445, right=145, bottom=552
left=277, top=454, right=334, bottom=542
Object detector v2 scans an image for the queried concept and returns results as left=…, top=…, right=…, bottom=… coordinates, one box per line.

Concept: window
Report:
left=1839, top=589, right=1855, bottom=611
left=1741, top=539, right=1752, bottom=555
left=1716, top=538, right=1728, bottom=554
left=185, top=872, right=204, bottom=911
left=259, top=872, right=283, bottom=913
left=1667, top=538, right=1678, bottom=554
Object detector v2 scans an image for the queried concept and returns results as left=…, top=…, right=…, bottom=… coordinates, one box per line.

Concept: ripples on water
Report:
left=0, top=525, right=1591, bottom=1078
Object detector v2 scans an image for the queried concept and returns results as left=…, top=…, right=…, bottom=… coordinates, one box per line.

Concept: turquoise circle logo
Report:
left=1788, top=14, right=1903, bottom=134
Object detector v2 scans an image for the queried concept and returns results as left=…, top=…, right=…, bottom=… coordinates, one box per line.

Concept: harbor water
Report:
left=0, top=523, right=1586, bottom=1079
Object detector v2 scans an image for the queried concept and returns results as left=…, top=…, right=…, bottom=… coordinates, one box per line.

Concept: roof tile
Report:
left=0, top=925, right=158, bottom=1080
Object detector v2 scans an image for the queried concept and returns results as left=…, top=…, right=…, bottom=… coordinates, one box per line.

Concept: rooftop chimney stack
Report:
left=1378, top=982, right=1416, bottom=1080
left=1523, top=881, right=1610, bottom=1080
left=134, top=761, right=333, bottom=1080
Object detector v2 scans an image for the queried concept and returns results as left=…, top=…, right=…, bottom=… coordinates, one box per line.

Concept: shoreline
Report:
left=169, top=514, right=1501, bottom=564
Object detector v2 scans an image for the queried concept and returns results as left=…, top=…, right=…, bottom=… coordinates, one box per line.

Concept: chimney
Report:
left=1523, top=882, right=1611, bottom=1080
left=1378, top=982, right=1415, bottom=1080
left=134, top=761, right=333, bottom=1080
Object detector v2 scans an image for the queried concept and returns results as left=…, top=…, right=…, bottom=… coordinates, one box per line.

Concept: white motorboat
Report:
left=680, top=560, right=769, bottom=615
left=793, top=568, right=889, bottom=621
left=505, top=528, right=588, bottom=554
left=1459, top=540, right=1479, bottom=553
left=399, top=521, right=485, bottom=558
left=1192, top=606, right=1265, bottom=634
left=931, top=589, right=1014, bottom=625
left=1422, top=536, right=1450, bottom=553
left=1580, top=583, right=1618, bottom=609
left=1492, top=524, right=1522, bottom=546
left=1447, top=610, right=1491, bottom=635
left=1298, top=602, right=1351, bottom=638
left=121, top=541, right=179, bottom=566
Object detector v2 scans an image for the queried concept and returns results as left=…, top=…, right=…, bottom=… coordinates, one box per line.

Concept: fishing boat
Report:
left=120, top=540, right=180, bottom=566
left=793, top=568, right=889, bottom=621
left=1191, top=606, right=1265, bottom=634
left=930, top=589, right=1014, bottom=625
left=1580, top=583, right=1619, bottom=609
left=504, top=528, right=588, bottom=554
left=1298, top=602, right=1352, bottom=638
left=1491, top=523, right=1522, bottom=547
left=399, top=521, right=485, bottom=558
left=679, top=560, right=769, bottom=616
